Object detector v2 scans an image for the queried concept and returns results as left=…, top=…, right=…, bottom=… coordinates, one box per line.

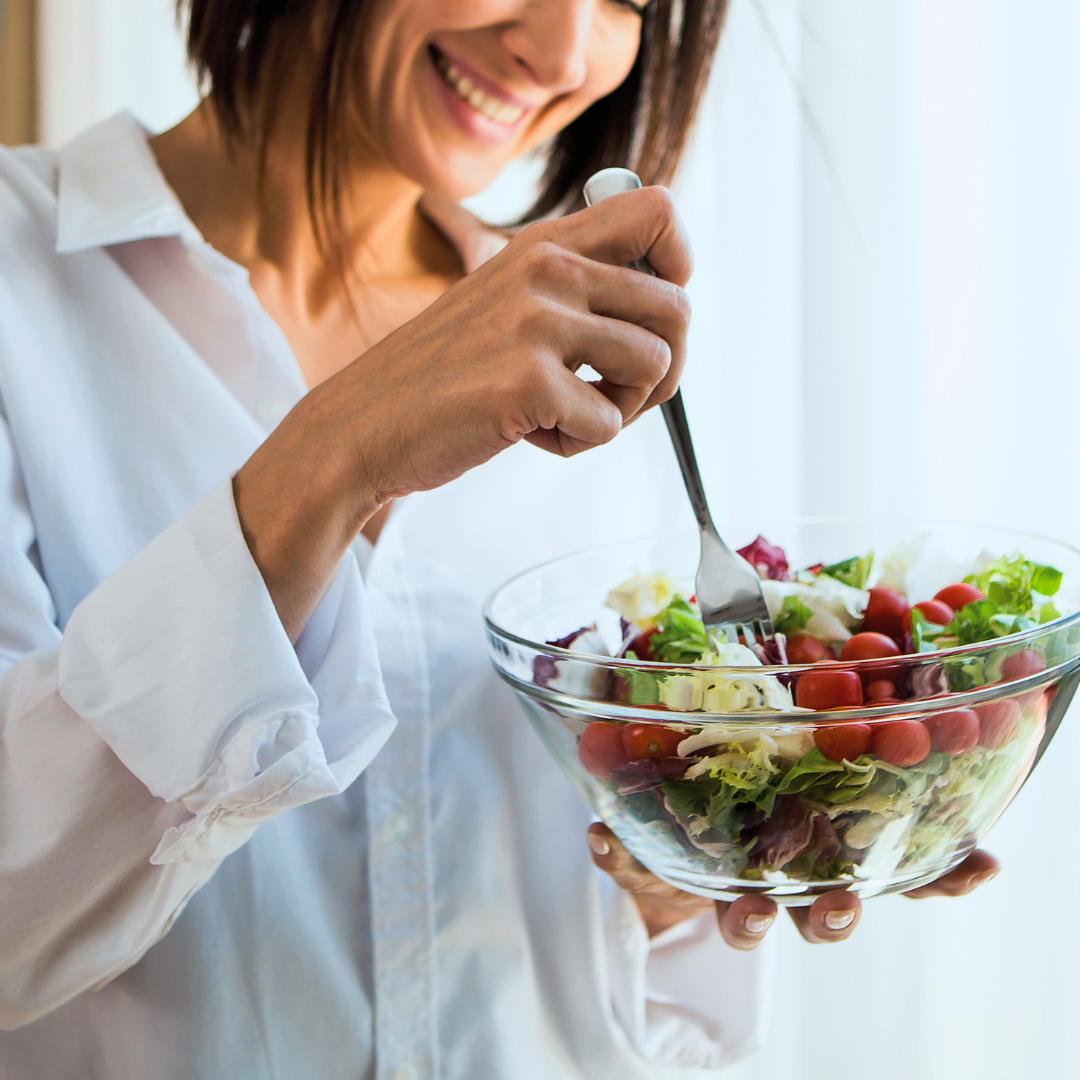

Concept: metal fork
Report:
left=583, top=168, right=775, bottom=649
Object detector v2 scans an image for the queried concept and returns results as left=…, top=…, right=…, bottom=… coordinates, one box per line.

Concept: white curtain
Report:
left=36, top=0, right=198, bottom=144
left=35, top=1, right=1080, bottom=1077
left=698, top=5, right=1080, bottom=1078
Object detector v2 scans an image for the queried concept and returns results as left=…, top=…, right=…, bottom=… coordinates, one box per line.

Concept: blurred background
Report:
left=3, top=1, right=1079, bottom=1077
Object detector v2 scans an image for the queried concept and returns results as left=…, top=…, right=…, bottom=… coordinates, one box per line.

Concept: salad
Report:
left=555, top=536, right=1062, bottom=886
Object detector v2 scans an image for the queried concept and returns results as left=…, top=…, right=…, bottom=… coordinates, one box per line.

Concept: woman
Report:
left=0, top=0, right=996, bottom=1076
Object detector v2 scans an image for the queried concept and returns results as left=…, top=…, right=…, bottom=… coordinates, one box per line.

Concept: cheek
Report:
left=589, top=19, right=643, bottom=98
left=524, top=22, right=641, bottom=150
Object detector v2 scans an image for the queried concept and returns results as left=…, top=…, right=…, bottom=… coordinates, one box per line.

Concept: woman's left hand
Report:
left=586, top=822, right=1000, bottom=948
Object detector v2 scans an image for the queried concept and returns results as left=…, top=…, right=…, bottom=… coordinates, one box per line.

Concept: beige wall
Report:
left=0, top=0, right=37, bottom=145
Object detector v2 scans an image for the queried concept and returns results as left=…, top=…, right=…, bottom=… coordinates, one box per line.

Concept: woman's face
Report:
left=354, top=0, right=647, bottom=198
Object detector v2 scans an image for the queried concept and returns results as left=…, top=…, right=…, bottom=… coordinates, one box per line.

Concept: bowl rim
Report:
left=483, top=516, right=1080, bottom=675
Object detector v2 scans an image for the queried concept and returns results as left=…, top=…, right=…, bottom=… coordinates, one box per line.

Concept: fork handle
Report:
left=583, top=170, right=722, bottom=546
left=659, top=391, right=720, bottom=541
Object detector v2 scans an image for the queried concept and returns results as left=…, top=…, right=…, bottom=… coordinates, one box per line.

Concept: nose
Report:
left=502, top=0, right=593, bottom=94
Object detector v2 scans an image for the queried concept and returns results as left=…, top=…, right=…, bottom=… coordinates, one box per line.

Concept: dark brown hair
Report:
left=182, top=0, right=727, bottom=249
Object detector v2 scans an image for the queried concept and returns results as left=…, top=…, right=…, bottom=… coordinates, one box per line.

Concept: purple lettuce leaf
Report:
left=736, top=536, right=793, bottom=582
left=609, top=757, right=696, bottom=795
left=742, top=795, right=844, bottom=871
left=534, top=625, right=597, bottom=687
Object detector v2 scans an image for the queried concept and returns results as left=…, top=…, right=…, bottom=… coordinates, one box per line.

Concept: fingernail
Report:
left=587, top=832, right=611, bottom=857
left=824, top=910, right=856, bottom=931
left=744, top=913, right=774, bottom=934
left=970, top=868, right=1000, bottom=889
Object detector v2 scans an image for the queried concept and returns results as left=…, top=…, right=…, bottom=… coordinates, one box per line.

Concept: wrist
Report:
left=233, top=403, right=384, bottom=640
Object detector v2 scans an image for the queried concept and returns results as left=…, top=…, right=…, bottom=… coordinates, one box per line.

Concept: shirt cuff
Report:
left=57, top=478, right=397, bottom=864
left=606, top=887, right=776, bottom=1071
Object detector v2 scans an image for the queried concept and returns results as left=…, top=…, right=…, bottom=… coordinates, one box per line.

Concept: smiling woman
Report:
left=0, top=0, right=993, bottom=1077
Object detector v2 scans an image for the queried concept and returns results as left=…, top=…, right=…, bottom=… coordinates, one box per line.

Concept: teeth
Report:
left=434, top=51, right=526, bottom=126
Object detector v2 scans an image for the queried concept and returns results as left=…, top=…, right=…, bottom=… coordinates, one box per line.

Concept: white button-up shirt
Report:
left=0, top=113, right=772, bottom=1080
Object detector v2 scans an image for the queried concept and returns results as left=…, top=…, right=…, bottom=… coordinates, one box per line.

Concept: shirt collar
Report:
left=55, top=112, right=204, bottom=254
left=53, top=111, right=503, bottom=274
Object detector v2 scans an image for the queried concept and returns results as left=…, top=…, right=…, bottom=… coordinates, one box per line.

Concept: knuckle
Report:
left=599, top=409, right=622, bottom=444
left=520, top=241, right=575, bottom=289
left=650, top=277, right=690, bottom=330
left=514, top=304, right=550, bottom=342
left=671, top=284, right=692, bottom=327
left=582, top=399, right=621, bottom=447
left=642, top=184, right=677, bottom=221
left=519, top=219, right=556, bottom=245
left=655, top=379, right=679, bottom=405
left=648, top=336, right=672, bottom=382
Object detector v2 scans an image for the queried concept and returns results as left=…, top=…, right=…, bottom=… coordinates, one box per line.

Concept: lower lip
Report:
left=427, top=50, right=528, bottom=147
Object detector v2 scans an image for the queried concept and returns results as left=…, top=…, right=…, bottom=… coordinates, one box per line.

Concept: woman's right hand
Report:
left=233, top=185, right=693, bottom=639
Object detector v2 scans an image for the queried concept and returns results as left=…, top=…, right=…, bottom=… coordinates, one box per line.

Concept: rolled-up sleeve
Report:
left=60, top=478, right=396, bottom=864
left=0, top=466, right=396, bottom=1027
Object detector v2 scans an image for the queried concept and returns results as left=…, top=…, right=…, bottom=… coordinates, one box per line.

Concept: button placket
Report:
left=365, top=526, right=438, bottom=1080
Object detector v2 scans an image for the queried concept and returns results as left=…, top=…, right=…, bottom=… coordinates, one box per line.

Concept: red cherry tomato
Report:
left=795, top=669, right=864, bottom=710
left=866, top=679, right=897, bottom=702
left=786, top=634, right=830, bottom=665
left=815, top=722, right=872, bottom=763
left=627, top=625, right=659, bottom=660
left=923, top=709, right=979, bottom=756
left=1000, top=649, right=1047, bottom=682
left=975, top=699, right=1021, bottom=749
left=621, top=723, right=684, bottom=761
left=577, top=722, right=630, bottom=778
left=901, top=599, right=954, bottom=632
left=871, top=720, right=931, bottom=766
left=934, top=582, right=985, bottom=611
left=861, top=587, right=910, bottom=639
left=840, top=632, right=902, bottom=662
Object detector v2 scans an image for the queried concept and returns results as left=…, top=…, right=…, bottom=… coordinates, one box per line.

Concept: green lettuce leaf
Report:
left=692, top=741, right=780, bottom=815
left=650, top=595, right=708, bottom=664
left=820, top=552, right=874, bottom=590
left=775, top=746, right=949, bottom=808
left=662, top=735, right=787, bottom=846
left=941, top=553, right=1062, bottom=646
left=661, top=775, right=751, bottom=845
left=773, top=747, right=846, bottom=794
left=966, top=554, right=1062, bottom=614
left=910, top=607, right=945, bottom=653
left=775, top=594, right=813, bottom=635
left=620, top=668, right=662, bottom=705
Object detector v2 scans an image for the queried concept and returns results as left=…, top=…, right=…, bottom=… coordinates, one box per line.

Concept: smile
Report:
left=431, top=48, right=527, bottom=127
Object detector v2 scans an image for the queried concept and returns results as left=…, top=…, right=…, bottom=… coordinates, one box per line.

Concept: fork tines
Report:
left=711, top=619, right=774, bottom=649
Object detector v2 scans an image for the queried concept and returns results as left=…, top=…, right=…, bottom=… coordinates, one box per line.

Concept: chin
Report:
left=387, top=126, right=524, bottom=202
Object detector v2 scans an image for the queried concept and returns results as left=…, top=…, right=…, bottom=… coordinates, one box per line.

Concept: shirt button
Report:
left=384, top=809, right=412, bottom=841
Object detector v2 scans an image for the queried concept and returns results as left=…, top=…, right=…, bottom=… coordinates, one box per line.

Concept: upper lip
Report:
left=430, top=45, right=542, bottom=112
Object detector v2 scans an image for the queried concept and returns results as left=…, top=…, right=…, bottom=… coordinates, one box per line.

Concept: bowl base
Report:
left=649, top=848, right=973, bottom=907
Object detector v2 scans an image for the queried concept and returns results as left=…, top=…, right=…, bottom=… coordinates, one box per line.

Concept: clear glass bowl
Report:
left=484, top=520, right=1080, bottom=905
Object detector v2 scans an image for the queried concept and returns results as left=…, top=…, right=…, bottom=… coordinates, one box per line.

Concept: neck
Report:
left=150, top=95, right=451, bottom=325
